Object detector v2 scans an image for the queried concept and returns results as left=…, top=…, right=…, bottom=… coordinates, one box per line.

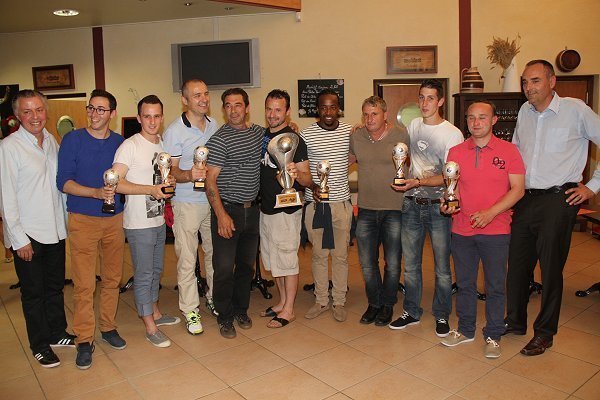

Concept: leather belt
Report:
left=525, top=182, right=578, bottom=195
left=223, top=200, right=258, bottom=208
left=405, top=196, right=441, bottom=205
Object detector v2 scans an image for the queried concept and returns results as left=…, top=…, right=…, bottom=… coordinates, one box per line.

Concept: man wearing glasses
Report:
left=57, top=89, right=127, bottom=370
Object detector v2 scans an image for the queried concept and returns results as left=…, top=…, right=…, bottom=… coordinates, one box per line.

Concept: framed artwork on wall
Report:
left=386, top=46, right=438, bottom=74
left=32, top=64, right=75, bottom=91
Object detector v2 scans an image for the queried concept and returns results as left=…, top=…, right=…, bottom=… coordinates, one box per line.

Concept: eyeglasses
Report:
left=85, top=105, right=112, bottom=115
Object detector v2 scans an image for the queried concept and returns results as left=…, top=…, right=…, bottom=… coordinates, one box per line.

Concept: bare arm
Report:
left=392, top=174, right=444, bottom=192
left=112, top=163, right=172, bottom=199
left=470, top=173, right=525, bottom=229
left=170, top=158, right=206, bottom=183
left=206, top=165, right=235, bottom=238
left=62, top=180, right=114, bottom=202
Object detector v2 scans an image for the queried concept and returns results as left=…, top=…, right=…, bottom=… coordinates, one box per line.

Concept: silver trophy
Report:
left=443, top=161, right=460, bottom=209
left=102, top=169, right=120, bottom=214
left=156, top=152, right=175, bottom=195
left=316, top=160, right=331, bottom=200
left=267, top=132, right=303, bottom=208
left=392, top=142, right=409, bottom=186
left=193, top=146, right=209, bottom=192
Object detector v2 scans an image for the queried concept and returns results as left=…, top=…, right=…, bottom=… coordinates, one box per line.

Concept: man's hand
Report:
left=16, top=243, right=34, bottom=262
left=97, top=185, right=116, bottom=202
left=217, top=212, right=236, bottom=238
left=150, top=184, right=173, bottom=200
left=391, top=178, right=419, bottom=192
left=286, top=162, right=299, bottom=180
left=190, top=164, right=207, bottom=181
left=469, top=209, right=497, bottom=229
left=440, top=198, right=460, bottom=215
left=565, top=183, right=595, bottom=205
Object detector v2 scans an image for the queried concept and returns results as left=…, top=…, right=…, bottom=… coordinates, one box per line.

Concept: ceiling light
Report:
left=53, top=9, right=79, bottom=17
left=184, top=2, right=193, bottom=6
left=224, top=7, right=234, bottom=10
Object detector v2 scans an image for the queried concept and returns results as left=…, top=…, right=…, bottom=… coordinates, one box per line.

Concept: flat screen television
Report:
left=171, top=39, right=260, bottom=91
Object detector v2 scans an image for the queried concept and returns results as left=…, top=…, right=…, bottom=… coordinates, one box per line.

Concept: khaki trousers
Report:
left=68, top=213, right=125, bottom=344
left=304, top=201, right=353, bottom=306
left=172, top=202, right=213, bottom=313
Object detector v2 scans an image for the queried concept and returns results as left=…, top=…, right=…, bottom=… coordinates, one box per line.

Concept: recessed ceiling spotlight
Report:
left=53, top=9, right=79, bottom=17
left=224, top=6, right=234, bottom=10
left=184, top=2, right=193, bottom=5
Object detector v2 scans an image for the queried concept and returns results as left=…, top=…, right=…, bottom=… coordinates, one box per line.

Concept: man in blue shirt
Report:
left=57, top=89, right=127, bottom=369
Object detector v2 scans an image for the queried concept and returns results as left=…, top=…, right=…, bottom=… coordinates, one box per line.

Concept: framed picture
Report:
left=32, top=64, right=75, bottom=91
left=373, top=78, right=449, bottom=128
left=386, top=46, right=438, bottom=74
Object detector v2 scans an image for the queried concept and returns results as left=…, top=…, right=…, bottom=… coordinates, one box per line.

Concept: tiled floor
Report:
left=0, top=230, right=599, bottom=400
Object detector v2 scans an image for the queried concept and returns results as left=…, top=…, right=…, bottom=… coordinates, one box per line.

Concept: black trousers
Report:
left=506, top=192, right=579, bottom=338
left=211, top=203, right=259, bottom=324
left=13, top=238, right=68, bottom=354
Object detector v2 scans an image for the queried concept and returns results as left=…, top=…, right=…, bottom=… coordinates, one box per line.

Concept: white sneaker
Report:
left=484, top=337, right=502, bottom=358
left=184, top=309, right=203, bottom=335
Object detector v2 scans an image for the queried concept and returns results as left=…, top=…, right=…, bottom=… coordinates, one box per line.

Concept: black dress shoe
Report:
left=360, top=305, right=380, bottom=324
left=502, top=324, right=527, bottom=336
left=520, top=336, right=553, bottom=356
left=374, top=305, right=393, bottom=326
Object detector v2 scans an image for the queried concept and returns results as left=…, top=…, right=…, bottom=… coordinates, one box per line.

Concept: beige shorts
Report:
left=259, top=209, right=302, bottom=277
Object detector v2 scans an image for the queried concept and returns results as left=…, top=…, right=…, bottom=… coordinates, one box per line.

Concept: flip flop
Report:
left=267, top=316, right=295, bottom=328
left=260, top=307, right=277, bottom=318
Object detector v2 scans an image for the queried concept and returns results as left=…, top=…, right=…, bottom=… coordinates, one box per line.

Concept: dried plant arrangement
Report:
left=486, top=35, right=521, bottom=70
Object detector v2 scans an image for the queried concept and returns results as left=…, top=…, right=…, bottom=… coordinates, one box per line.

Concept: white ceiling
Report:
left=0, top=0, right=288, bottom=34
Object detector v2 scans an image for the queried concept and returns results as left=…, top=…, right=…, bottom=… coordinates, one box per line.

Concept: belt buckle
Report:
left=243, top=201, right=252, bottom=208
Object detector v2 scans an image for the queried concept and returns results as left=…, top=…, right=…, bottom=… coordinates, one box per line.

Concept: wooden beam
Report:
left=458, top=0, right=471, bottom=72
left=210, top=0, right=301, bottom=11
left=92, top=27, right=105, bottom=90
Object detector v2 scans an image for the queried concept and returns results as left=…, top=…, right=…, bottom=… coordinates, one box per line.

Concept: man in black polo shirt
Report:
left=258, top=89, right=311, bottom=328
left=205, top=88, right=263, bottom=339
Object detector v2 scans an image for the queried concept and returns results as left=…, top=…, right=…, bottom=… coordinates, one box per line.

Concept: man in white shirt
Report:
left=0, top=90, right=72, bottom=368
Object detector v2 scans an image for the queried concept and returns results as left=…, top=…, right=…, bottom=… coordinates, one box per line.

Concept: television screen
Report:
left=172, top=39, right=260, bottom=91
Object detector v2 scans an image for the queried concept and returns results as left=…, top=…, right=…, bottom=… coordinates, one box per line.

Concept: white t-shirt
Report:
left=114, top=133, right=165, bottom=229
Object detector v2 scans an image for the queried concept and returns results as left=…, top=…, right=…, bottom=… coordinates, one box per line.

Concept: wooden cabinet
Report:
left=452, top=92, right=526, bottom=142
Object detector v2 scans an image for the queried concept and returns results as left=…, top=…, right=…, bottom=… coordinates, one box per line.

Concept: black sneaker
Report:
left=101, top=329, right=127, bottom=350
left=234, top=313, right=253, bottom=329
left=76, top=342, right=95, bottom=370
left=435, top=318, right=450, bottom=337
left=388, top=311, right=420, bottom=330
left=34, top=349, right=60, bottom=368
left=374, top=305, right=393, bottom=327
left=50, top=333, right=76, bottom=348
left=219, top=321, right=237, bottom=339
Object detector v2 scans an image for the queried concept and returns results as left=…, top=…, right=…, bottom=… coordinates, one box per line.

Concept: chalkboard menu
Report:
left=297, top=79, right=345, bottom=118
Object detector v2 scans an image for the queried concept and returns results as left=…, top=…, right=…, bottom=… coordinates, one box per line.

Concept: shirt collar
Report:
left=527, top=91, right=560, bottom=115
left=466, top=134, right=498, bottom=150
left=181, top=112, right=211, bottom=128
left=17, top=125, right=49, bottom=147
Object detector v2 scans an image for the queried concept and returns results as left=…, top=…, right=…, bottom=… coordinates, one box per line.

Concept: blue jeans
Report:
left=401, top=198, right=452, bottom=320
left=452, top=233, right=510, bottom=340
left=355, top=208, right=402, bottom=307
left=125, top=224, right=166, bottom=317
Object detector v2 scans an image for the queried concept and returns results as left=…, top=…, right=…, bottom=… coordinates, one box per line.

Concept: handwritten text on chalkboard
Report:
left=297, top=79, right=345, bottom=118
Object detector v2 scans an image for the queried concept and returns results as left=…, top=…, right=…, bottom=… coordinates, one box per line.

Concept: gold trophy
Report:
left=102, top=169, right=120, bottom=214
left=443, top=161, right=460, bottom=209
left=157, top=152, right=175, bottom=195
left=192, top=146, right=209, bottom=192
left=392, top=142, right=409, bottom=186
left=316, top=160, right=331, bottom=200
left=267, top=133, right=304, bottom=208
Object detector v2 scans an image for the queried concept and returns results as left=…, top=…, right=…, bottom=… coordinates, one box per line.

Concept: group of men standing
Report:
left=1, top=57, right=598, bottom=371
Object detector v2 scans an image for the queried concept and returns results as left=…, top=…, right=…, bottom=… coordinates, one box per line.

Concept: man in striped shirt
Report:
left=301, top=89, right=353, bottom=322
left=205, top=88, right=263, bottom=339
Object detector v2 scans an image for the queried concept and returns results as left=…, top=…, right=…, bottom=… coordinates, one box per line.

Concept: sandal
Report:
left=260, top=307, right=277, bottom=318
left=267, top=316, right=295, bottom=328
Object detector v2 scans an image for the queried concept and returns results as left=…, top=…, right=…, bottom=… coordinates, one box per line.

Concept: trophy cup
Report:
left=192, top=146, right=209, bottom=192
left=316, top=160, right=331, bottom=200
left=392, top=142, right=409, bottom=186
left=156, top=152, right=175, bottom=195
left=443, top=161, right=460, bottom=209
left=102, top=169, right=120, bottom=214
left=267, top=132, right=304, bottom=208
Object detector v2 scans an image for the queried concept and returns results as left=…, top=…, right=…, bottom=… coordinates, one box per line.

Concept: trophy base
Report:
left=161, top=186, right=175, bottom=195
left=393, top=178, right=406, bottom=186
left=318, top=192, right=329, bottom=200
left=102, top=203, right=116, bottom=214
left=446, top=199, right=460, bottom=209
left=274, top=191, right=304, bottom=208
left=193, top=180, right=205, bottom=192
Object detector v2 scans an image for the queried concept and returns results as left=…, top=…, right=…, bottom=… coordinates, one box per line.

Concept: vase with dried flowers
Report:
left=486, top=35, right=521, bottom=92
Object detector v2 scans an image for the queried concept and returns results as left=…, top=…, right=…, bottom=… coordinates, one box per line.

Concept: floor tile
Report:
left=346, top=328, right=435, bottom=365
left=573, top=371, right=600, bottom=400
left=71, top=381, right=143, bottom=400
left=255, top=324, right=339, bottom=363
left=0, top=374, right=46, bottom=399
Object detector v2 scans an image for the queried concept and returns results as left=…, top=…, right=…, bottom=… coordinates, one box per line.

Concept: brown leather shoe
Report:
left=520, top=336, right=553, bottom=356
